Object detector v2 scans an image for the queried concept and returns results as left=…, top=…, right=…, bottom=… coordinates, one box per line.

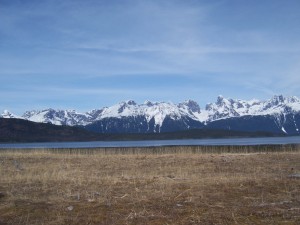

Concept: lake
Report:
left=1, top=136, right=300, bottom=149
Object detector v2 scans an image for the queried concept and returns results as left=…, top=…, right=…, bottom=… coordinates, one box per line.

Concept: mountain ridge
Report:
left=2, top=95, right=300, bottom=135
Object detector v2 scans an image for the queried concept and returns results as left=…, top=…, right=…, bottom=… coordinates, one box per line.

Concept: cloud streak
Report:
left=1, top=0, right=300, bottom=113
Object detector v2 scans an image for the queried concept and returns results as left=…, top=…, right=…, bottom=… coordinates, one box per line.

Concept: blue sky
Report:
left=1, top=0, right=300, bottom=114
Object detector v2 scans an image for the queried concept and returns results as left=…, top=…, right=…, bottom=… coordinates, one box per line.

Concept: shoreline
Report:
left=1, top=144, right=299, bottom=154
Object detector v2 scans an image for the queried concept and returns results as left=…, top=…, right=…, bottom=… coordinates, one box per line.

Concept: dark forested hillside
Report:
left=0, top=118, right=102, bottom=142
left=0, top=118, right=278, bottom=143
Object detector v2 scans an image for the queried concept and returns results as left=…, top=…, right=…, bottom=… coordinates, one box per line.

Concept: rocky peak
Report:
left=1, top=110, right=20, bottom=119
left=216, top=95, right=224, bottom=105
left=270, top=95, right=285, bottom=105
left=179, top=100, right=200, bottom=113
left=125, top=100, right=137, bottom=106
left=1, top=110, right=12, bottom=118
left=144, top=100, right=153, bottom=107
left=287, top=96, right=300, bottom=103
left=117, top=100, right=137, bottom=114
left=263, top=95, right=286, bottom=110
left=216, top=95, right=233, bottom=108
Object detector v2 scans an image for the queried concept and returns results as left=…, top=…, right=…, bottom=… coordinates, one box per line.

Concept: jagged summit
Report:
left=178, top=100, right=201, bottom=114
left=268, top=95, right=299, bottom=105
left=2, top=110, right=10, bottom=117
left=21, top=108, right=89, bottom=126
left=144, top=100, right=154, bottom=107
left=216, top=95, right=225, bottom=105
left=122, top=100, right=137, bottom=105
left=1, top=110, right=21, bottom=119
left=2, top=95, right=300, bottom=134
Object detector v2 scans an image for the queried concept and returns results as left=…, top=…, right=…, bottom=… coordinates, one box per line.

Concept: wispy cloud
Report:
left=1, top=0, right=300, bottom=112
left=76, top=43, right=300, bottom=55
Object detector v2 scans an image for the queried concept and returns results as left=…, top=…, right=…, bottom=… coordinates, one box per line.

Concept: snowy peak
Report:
left=1, top=110, right=21, bottom=119
left=205, top=96, right=242, bottom=120
left=144, top=100, right=154, bottom=107
left=22, top=108, right=90, bottom=126
left=266, top=95, right=300, bottom=105
left=272, top=95, right=285, bottom=104
left=100, top=101, right=139, bottom=118
left=125, top=100, right=137, bottom=105
left=216, top=95, right=227, bottom=106
left=144, top=102, right=183, bottom=126
left=258, top=95, right=300, bottom=115
left=178, top=100, right=201, bottom=113
left=263, top=95, right=300, bottom=109
left=288, top=96, right=300, bottom=103
left=202, top=95, right=300, bottom=122
left=264, top=95, right=285, bottom=109
left=101, top=101, right=183, bottom=126
left=99, top=100, right=199, bottom=128
left=113, top=100, right=137, bottom=114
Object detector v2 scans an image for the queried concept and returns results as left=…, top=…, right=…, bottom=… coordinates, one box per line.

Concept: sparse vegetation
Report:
left=0, top=146, right=300, bottom=224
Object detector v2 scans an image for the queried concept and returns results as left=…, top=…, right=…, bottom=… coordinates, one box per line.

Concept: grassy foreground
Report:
left=0, top=146, right=300, bottom=225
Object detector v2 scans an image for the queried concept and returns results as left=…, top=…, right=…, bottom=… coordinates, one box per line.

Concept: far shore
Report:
left=1, top=144, right=300, bottom=154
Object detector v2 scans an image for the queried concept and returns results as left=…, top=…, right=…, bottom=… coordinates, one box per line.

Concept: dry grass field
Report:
left=0, top=146, right=300, bottom=225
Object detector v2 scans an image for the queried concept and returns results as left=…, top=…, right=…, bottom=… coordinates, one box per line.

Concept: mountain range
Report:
left=2, top=95, right=300, bottom=135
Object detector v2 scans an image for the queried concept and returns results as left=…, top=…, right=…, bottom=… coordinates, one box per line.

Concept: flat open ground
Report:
left=0, top=146, right=300, bottom=225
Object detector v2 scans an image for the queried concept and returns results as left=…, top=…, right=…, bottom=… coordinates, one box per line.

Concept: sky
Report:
left=1, top=0, right=300, bottom=114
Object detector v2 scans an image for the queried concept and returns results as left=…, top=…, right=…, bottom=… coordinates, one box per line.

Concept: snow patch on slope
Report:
left=281, top=127, right=287, bottom=134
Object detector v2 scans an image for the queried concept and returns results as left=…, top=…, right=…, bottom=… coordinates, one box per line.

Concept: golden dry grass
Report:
left=0, top=146, right=300, bottom=224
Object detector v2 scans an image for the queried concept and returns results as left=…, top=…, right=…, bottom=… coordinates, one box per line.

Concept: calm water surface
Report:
left=1, top=136, right=300, bottom=148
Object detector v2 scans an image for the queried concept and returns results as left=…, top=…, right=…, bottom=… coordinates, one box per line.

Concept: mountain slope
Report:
left=0, top=118, right=276, bottom=143
left=0, top=118, right=102, bottom=142
left=85, top=115, right=205, bottom=134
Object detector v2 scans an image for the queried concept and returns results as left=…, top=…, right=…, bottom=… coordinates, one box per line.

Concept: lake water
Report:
left=1, top=136, right=300, bottom=149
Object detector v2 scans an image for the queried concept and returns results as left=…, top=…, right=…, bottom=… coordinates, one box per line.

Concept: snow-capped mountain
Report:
left=205, top=95, right=300, bottom=120
left=1, top=110, right=21, bottom=119
left=21, top=109, right=92, bottom=126
left=14, top=100, right=204, bottom=127
left=2, top=95, right=300, bottom=135
left=84, top=100, right=204, bottom=133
